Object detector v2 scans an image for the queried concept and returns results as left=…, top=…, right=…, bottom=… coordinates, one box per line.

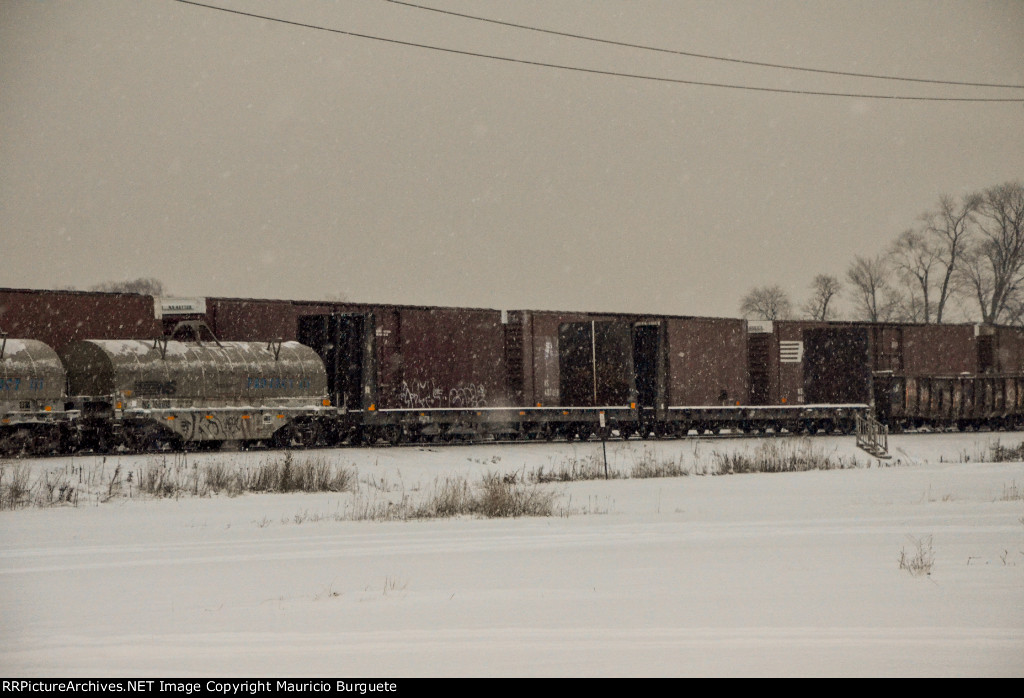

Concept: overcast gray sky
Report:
left=2, top=0, right=1022, bottom=318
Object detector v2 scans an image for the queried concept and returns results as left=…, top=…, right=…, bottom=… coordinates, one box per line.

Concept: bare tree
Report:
left=846, top=255, right=899, bottom=322
left=739, top=285, right=793, bottom=320
left=801, top=274, right=842, bottom=320
left=890, top=228, right=937, bottom=322
left=1001, top=294, right=1024, bottom=327
left=960, top=181, right=1024, bottom=324
left=89, top=277, right=166, bottom=295
left=922, top=193, right=980, bottom=323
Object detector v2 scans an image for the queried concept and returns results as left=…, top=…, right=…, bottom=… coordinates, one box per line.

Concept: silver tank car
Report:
left=0, top=337, right=69, bottom=454
left=61, top=338, right=329, bottom=448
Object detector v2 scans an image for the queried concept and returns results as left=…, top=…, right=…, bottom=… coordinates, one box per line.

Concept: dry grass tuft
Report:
left=998, top=480, right=1023, bottom=502
left=899, top=534, right=935, bottom=576
left=1, top=461, right=79, bottom=509
left=630, top=452, right=690, bottom=479
left=133, top=452, right=355, bottom=498
left=988, top=441, right=1024, bottom=463
left=330, top=471, right=558, bottom=522
left=711, top=439, right=857, bottom=475
left=529, top=455, right=620, bottom=483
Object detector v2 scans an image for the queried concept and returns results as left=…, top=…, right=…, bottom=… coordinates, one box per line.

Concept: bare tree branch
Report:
left=846, top=255, right=899, bottom=322
left=890, top=227, right=937, bottom=322
left=959, top=181, right=1024, bottom=323
left=801, top=274, right=842, bottom=320
left=923, top=193, right=980, bottom=323
left=739, top=285, right=793, bottom=320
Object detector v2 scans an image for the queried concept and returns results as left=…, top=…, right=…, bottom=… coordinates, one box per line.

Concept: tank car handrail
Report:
left=168, top=320, right=222, bottom=347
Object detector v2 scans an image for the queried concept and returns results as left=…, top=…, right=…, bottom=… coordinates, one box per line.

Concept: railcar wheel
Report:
left=124, top=424, right=174, bottom=453
left=383, top=425, right=403, bottom=446
left=0, top=428, right=33, bottom=457
left=301, top=421, right=324, bottom=448
left=271, top=425, right=300, bottom=450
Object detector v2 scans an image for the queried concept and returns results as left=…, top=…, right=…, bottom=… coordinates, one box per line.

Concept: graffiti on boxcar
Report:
left=449, top=383, right=487, bottom=408
left=398, top=379, right=444, bottom=408
left=398, top=379, right=487, bottom=408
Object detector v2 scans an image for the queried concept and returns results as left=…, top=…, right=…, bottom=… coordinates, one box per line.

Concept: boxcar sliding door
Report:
left=298, top=313, right=373, bottom=411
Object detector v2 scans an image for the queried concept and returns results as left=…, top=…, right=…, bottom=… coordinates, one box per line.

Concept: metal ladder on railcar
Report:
left=855, top=413, right=891, bottom=460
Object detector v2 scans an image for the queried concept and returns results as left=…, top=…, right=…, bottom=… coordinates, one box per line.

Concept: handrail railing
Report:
left=855, top=413, right=889, bottom=457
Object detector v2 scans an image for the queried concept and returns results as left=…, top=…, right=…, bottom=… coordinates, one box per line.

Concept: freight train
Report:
left=2, top=287, right=1024, bottom=456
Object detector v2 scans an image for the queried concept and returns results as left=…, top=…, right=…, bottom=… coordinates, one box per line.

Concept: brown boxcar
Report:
left=206, top=298, right=511, bottom=433
left=900, top=324, right=978, bottom=375
left=747, top=320, right=849, bottom=406
left=512, top=310, right=747, bottom=408
left=509, top=310, right=638, bottom=410
left=759, top=321, right=985, bottom=405
left=665, top=316, right=748, bottom=407
left=991, top=325, right=1024, bottom=373
left=0, top=288, right=163, bottom=353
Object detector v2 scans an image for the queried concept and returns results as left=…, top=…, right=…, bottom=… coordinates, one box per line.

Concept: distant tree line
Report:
left=88, top=277, right=166, bottom=295
left=740, top=180, right=1024, bottom=325
left=67, top=280, right=348, bottom=303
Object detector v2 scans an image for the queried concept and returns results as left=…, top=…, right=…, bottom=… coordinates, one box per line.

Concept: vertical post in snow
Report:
left=591, top=321, right=598, bottom=405
left=600, top=410, right=608, bottom=480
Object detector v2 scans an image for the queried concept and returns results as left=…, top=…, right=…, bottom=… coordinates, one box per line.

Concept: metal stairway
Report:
left=855, top=413, right=891, bottom=459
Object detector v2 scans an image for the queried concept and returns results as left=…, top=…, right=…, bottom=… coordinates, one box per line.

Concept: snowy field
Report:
left=1, top=433, right=1023, bottom=677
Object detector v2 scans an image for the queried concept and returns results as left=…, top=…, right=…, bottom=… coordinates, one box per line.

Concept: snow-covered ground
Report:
left=1, top=433, right=1023, bottom=677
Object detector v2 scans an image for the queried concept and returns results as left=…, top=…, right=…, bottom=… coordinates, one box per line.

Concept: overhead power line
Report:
left=173, top=1, right=1024, bottom=102
left=386, top=0, right=1024, bottom=90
